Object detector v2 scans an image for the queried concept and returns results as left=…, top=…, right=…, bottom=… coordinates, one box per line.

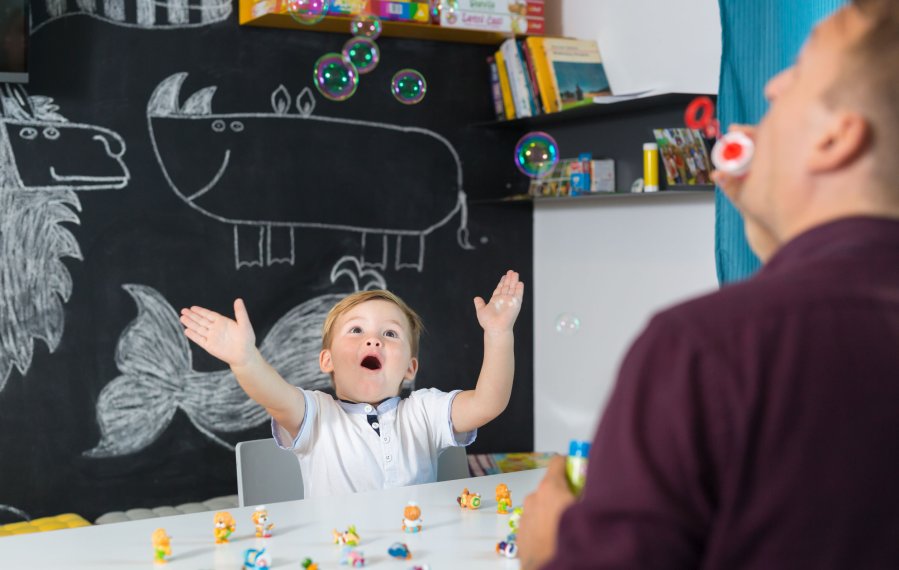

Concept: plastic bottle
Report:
left=566, top=440, right=590, bottom=495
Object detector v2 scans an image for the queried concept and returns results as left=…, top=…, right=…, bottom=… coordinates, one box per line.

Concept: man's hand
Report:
left=180, top=298, right=257, bottom=367
left=518, top=455, right=577, bottom=570
left=474, top=270, right=524, bottom=335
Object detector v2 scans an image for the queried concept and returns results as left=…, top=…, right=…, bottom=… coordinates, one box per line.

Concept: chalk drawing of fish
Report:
left=83, top=256, right=391, bottom=457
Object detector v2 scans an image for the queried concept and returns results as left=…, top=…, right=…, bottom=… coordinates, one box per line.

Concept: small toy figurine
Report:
left=401, top=502, right=423, bottom=533
left=213, top=511, right=236, bottom=544
left=332, top=525, right=361, bottom=546
left=387, top=542, right=412, bottom=560
left=340, top=546, right=366, bottom=567
left=509, top=506, right=523, bottom=534
left=242, top=546, right=272, bottom=569
left=496, top=536, right=518, bottom=559
left=251, top=505, right=274, bottom=538
left=301, top=558, right=319, bottom=570
left=456, top=487, right=482, bottom=510
left=151, top=528, right=171, bottom=564
left=495, top=483, right=512, bottom=514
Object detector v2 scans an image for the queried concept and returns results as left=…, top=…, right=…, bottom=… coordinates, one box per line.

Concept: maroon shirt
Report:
left=546, top=217, right=899, bottom=569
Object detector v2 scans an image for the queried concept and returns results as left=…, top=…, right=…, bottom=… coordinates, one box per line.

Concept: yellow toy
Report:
left=213, top=511, right=236, bottom=544
left=332, top=525, right=360, bottom=546
left=457, top=487, right=482, bottom=510
left=496, top=483, right=512, bottom=514
left=251, top=506, right=274, bottom=538
left=151, top=528, right=172, bottom=564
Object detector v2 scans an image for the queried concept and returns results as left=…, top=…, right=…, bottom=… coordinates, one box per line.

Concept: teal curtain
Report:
left=715, top=0, right=846, bottom=284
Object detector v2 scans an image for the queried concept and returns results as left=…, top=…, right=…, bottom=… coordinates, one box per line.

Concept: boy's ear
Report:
left=404, top=357, right=419, bottom=381
left=807, top=110, right=869, bottom=174
left=319, top=349, right=334, bottom=374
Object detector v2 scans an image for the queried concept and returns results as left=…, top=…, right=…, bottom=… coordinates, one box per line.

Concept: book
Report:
left=542, top=38, right=611, bottom=111
left=652, top=128, right=712, bottom=186
left=525, top=36, right=557, bottom=114
left=486, top=55, right=505, bottom=120
left=519, top=39, right=543, bottom=115
left=494, top=49, right=516, bottom=120
left=500, top=38, right=533, bottom=118
left=440, top=8, right=544, bottom=34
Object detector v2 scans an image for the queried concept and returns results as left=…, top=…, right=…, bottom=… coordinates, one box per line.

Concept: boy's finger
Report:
left=183, top=327, right=207, bottom=346
left=473, top=297, right=486, bottom=311
left=190, top=305, right=219, bottom=323
left=234, top=298, right=251, bottom=328
left=180, top=311, right=208, bottom=329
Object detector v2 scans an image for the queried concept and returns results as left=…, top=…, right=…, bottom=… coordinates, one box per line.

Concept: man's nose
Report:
left=764, top=67, right=791, bottom=102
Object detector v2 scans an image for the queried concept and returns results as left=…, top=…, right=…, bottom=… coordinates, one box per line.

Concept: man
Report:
left=517, top=1, right=899, bottom=568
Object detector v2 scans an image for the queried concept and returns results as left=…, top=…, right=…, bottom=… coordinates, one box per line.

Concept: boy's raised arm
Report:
left=180, top=299, right=306, bottom=440
left=451, top=270, right=524, bottom=434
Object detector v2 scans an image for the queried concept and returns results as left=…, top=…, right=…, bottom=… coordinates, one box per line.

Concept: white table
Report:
left=3, top=469, right=546, bottom=569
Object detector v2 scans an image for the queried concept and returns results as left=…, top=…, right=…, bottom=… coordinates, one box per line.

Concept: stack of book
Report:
left=488, top=37, right=612, bottom=120
left=435, top=0, right=545, bottom=35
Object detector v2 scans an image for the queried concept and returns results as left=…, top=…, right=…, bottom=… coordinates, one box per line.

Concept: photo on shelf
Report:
left=652, top=128, right=712, bottom=186
left=528, top=157, right=615, bottom=197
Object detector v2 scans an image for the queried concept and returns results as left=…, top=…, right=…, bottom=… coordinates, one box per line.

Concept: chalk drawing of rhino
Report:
left=147, top=72, right=473, bottom=271
left=0, top=84, right=129, bottom=391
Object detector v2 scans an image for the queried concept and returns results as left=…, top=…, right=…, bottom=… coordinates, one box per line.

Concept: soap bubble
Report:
left=342, top=37, right=380, bottom=74
left=514, top=131, right=559, bottom=178
left=313, top=53, right=358, bottom=102
left=285, top=0, right=330, bottom=25
left=351, top=13, right=382, bottom=39
left=555, top=313, right=581, bottom=335
left=391, top=69, right=427, bottom=105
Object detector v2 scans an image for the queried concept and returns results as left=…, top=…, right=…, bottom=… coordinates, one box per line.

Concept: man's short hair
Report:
left=831, top=0, right=899, bottom=190
left=321, top=290, right=424, bottom=357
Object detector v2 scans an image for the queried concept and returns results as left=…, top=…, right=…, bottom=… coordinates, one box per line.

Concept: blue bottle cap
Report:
left=568, top=440, right=590, bottom=458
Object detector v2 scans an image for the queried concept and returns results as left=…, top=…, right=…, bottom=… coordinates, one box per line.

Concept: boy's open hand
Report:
left=180, top=299, right=257, bottom=367
left=474, top=270, right=524, bottom=334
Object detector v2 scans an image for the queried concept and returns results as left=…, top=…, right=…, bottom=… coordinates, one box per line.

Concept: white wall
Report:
left=534, top=195, right=719, bottom=453
left=545, top=0, right=722, bottom=95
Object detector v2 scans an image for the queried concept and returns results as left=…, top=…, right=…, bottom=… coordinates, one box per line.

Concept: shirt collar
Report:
left=335, top=396, right=401, bottom=415
left=762, top=216, right=899, bottom=275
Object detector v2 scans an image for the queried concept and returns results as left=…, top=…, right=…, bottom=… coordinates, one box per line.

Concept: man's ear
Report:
left=319, top=349, right=334, bottom=374
left=404, top=357, right=419, bottom=381
left=807, top=110, right=870, bottom=174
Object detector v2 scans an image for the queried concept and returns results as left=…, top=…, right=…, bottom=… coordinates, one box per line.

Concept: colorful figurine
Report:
left=242, top=546, right=272, bottom=569
left=401, top=502, right=422, bottom=533
left=457, top=487, right=482, bottom=510
left=151, top=528, right=171, bottom=565
left=509, top=506, right=523, bottom=534
left=496, top=536, right=518, bottom=559
left=333, top=525, right=361, bottom=546
left=251, top=505, right=274, bottom=538
left=340, top=546, right=366, bottom=567
left=387, top=542, right=412, bottom=560
left=495, top=483, right=512, bottom=514
left=301, top=558, right=319, bottom=570
left=213, top=511, right=236, bottom=544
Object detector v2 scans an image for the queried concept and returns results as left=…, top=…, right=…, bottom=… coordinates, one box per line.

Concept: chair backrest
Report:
left=437, top=445, right=471, bottom=482
left=235, top=439, right=304, bottom=507
left=235, top=439, right=471, bottom=507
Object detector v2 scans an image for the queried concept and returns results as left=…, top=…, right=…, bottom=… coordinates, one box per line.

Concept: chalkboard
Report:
left=0, top=1, right=533, bottom=522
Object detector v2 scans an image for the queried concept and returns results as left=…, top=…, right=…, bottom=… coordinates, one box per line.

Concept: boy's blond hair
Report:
left=321, top=290, right=424, bottom=357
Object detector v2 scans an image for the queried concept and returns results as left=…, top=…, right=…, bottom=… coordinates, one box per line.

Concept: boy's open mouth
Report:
left=360, top=355, right=382, bottom=371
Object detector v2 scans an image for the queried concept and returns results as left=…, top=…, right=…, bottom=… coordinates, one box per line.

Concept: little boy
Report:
left=180, top=270, right=524, bottom=497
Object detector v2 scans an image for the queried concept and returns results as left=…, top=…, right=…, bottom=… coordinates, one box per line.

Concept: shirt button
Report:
left=372, top=422, right=380, bottom=429
left=382, top=436, right=390, bottom=443
left=364, top=405, right=374, bottom=413
left=385, top=455, right=392, bottom=462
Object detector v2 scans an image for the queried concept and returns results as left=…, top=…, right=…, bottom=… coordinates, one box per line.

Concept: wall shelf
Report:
left=471, top=185, right=715, bottom=205
left=239, top=0, right=516, bottom=44
left=471, top=92, right=716, bottom=129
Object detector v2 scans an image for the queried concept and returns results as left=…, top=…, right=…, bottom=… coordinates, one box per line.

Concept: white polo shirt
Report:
left=272, top=387, right=476, bottom=498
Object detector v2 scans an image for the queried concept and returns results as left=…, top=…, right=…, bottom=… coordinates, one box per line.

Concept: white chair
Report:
left=235, top=439, right=471, bottom=507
